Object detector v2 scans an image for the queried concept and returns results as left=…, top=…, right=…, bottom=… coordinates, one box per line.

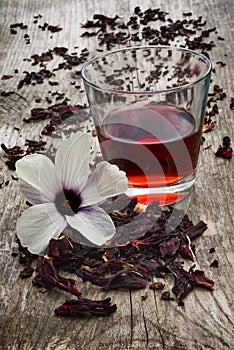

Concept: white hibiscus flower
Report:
left=16, top=131, right=128, bottom=255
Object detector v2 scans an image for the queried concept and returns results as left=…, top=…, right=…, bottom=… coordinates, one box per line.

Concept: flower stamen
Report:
left=55, top=189, right=82, bottom=216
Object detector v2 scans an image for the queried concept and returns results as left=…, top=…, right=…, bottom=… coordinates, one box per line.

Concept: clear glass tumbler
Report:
left=81, top=46, right=211, bottom=205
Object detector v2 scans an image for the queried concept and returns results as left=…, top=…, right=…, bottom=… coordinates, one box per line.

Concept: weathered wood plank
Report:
left=0, top=0, right=233, bottom=349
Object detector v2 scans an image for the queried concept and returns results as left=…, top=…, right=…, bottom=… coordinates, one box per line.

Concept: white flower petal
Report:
left=66, top=206, right=115, bottom=246
left=17, top=203, right=67, bottom=255
left=81, top=162, right=128, bottom=207
left=16, top=154, right=62, bottom=204
left=55, top=132, right=90, bottom=192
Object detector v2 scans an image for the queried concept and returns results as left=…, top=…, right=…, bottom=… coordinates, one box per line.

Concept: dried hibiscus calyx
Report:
left=16, top=238, right=36, bottom=278
left=1, top=144, right=27, bottom=170
left=77, top=268, right=148, bottom=291
left=159, top=236, right=181, bottom=258
left=215, top=136, right=233, bottom=159
left=34, top=256, right=82, bottom=297
left=23, top=101, right=87, bottom=135
left=178, top=234, right=196, bottom=261
left=1, top=138, right=47, bottom=170
left=46, top=236, right=75, bottom=264
left=54, top=297, right=117, bottom=317
left=230, top=97, right=234, bottom=110
left=34, top=255, right=117, bottom=317
left=202, top=116, right=216, bottom=133
left=167, top=262, right=214, bottom=303
left=15, top=194, right=214, bottom=315
left=1, top=143, right=26, bottom=158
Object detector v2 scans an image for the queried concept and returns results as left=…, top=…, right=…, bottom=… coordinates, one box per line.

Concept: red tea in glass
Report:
left=82, top=46, right=211, bottom=204
left=97, top=102, right=201, bottom=190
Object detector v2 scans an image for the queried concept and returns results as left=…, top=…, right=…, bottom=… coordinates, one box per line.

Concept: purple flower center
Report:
left=55, top=189, right=82, bottom=216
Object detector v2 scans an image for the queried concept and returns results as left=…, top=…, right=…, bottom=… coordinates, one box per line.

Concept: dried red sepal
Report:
left=54, top=297, right=117, bottom=317
left=19, top=266, right=35, bottom=278
left=159, top=236, right=180, bottom=258
left=34, top=256, right=81, bottom=297
left=161, top=291, right=173, bottom=301
left=93, top=14, right=120, bottom=23
left=81, top=14, right=120, bottom=29
left=149, top=282, right=165, bottom=290
left=1, top=138, right=48, bottom=170
left=1, top=91, right=15, bottom=97
left=210, top=260, right=219, bottom=268
left=1, top=143, right=27, bottom=170
left=202, top=117, right=216, bottom=133
left=77, top=269, right=148, bottom=291
left=17, top=69, right=55, bottom=89
left=23, top=102, right=85, bottom=132
left=1, top=143, right=26, bottom=158
left=213, top=84, right=227, bottom=100
left=230, top=98, right=234, bottom=110
left=10, top=22, right=28, bottom=30
left=134, top=259, right=165, bottom=278
left=185, top=220, right=207, bottom=240
left=188, top=268, right=215, bottom=289
left=31, top=51, right=53, bottom=65
left=215, top=136, right=232, bottom=159
left=1, top=75, right=14, bottom=80
left=47, top=25, right=63, bottom=33
left=81, top=31, right=98, bottom=37
left=14, top=238, right=36, bottom=278
left=15, top=196, right=214, bottom=312
left=178, top=235, right=196, bottom=261
left=47, top=236, right=75, bottom=263
left=53, top=46, right=68, bottom=55
left=168, top=262, right=214, bottom=301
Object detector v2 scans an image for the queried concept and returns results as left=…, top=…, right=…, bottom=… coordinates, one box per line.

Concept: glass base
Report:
left=125, top=177, right=195, bottom=205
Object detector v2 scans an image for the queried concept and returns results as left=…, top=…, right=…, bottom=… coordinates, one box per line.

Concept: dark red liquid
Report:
left=97, top=102, right=201, bottom=190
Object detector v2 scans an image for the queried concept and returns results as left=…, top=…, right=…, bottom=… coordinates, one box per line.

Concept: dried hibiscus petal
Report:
left=185, top=220, right=207, bottom=240
left=215, top=136, right=233, bottom=159
left=134, top=259, right=165, bottom=278
left=19, top=266, right=34, bottom=278
left=168, top=262, right=214, bottom=302
left=188, top=268, right=215, bottom=289
left=16, top=191, right=214, bottom=312
left=149, top=282, right=165, bottom=290
left=161, top=291, right=173, bottom=301
left=1, top=75, right=14, bottom=80
left=47, top=236, right=75, bottom=263
left=34, top=256, right=81, bottom=297
left=77, top=268, right=148, bottom=291
left=230, top=97, right=234, bottom=110
left=1, top=143, right=27, bottom=170
left=54, top=297, right=117, bottom=317
left=210, top=260, right=219, bottom=268
left=93, top=14, right=120, bottom=24
left=213, top=84, right=226, bottom=100
left=159, top=236, right=180, bottom=257
left=202, top=117, right=216, bottom=133
left=47, top=25, right=63, bottom=33
left=1, top=143, right=25, bottom=158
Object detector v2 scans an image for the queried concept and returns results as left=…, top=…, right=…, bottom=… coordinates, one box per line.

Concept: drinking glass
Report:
left=81, top=46, right=211, bottom=205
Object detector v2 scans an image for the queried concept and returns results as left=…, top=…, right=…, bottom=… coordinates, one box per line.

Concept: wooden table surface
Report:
left=0, top=0, right=233, bottom=349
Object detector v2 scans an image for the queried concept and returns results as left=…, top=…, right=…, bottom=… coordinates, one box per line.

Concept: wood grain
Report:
left=0, top=0, right=233, bottom=349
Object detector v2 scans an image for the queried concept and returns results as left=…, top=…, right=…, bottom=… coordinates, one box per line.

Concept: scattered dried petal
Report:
left=54, top=297, right=117, bottom=317
left=161, top=291, right=173, bottom=300
left=210, top=260, right=219, bottom=268
left=1, top=75, right=14, bottom=80
left=34, top=256, right=81, bottom=297
left=149, top=282, right=165, bottom=290
left=215, top=136, right=233, bottom=159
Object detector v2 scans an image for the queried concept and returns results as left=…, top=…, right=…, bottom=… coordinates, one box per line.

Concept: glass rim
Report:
left=81, top=45, right=212, bottom=95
